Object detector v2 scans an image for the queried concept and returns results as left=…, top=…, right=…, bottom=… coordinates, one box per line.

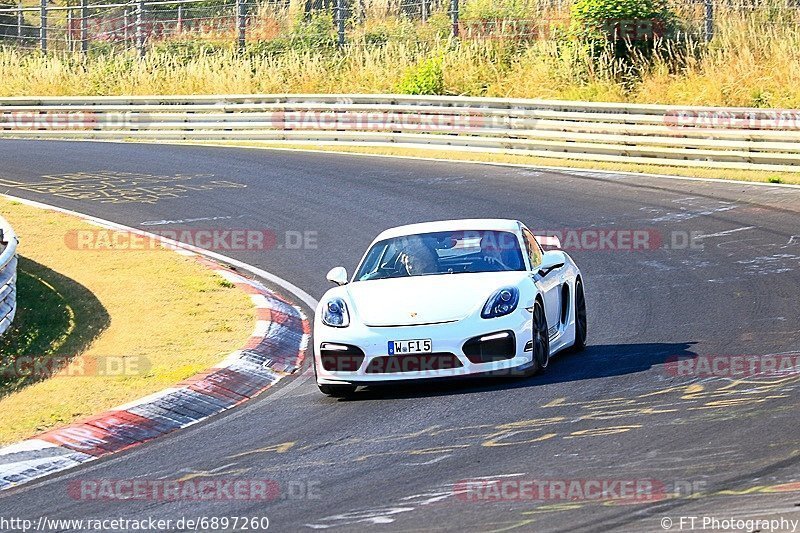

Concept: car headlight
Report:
left=481, top=287, right=519, bottom=319
left=322, top=298, right=350, bottom=327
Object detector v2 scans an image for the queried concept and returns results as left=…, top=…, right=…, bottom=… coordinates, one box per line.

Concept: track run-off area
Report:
left=0, top=140, right=798, bottom=532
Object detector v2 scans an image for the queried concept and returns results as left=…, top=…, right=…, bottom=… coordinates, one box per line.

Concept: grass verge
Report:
left=0, top=198, right=255, bottom=445
left=181, top=141, right=800, bottom=186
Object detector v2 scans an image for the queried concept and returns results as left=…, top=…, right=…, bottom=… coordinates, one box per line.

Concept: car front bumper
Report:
left=314, top=310, right=533, bottom=385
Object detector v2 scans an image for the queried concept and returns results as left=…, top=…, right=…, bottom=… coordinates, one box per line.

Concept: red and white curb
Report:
left=0, top=200, right=311, bottom=491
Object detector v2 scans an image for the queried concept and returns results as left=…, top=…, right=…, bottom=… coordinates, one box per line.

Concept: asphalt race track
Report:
left=0, top=140, right=799, bottom=532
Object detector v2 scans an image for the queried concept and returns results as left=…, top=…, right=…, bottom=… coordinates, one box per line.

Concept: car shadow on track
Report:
left=339, top=341, right=698, bottom=401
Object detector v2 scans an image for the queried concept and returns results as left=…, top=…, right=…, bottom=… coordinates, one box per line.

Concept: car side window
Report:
left=522, top=229, right=543, bottom=269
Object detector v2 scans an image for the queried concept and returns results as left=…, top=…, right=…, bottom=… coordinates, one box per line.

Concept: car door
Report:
left=522, top=228, right=562, bottom=334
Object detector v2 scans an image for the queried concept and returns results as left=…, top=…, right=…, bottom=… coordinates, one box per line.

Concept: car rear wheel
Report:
left=572, top=279, right=587, bottom=352
left=318, top=384, right=357, bottom=398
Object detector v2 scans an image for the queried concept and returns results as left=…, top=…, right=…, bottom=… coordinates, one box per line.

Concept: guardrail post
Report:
left=66, top=8, right=72, bottom=51
left=124, top=8, right=130, bottom=46
left=17, top=2, right=22, bottom=39
left=81, top=0, right=88, bottom=53
left=704, top=0, right=714, bottom=42
left=39, top=0, right=46, bottom=52
left=177, top=4, right=183, bottom=33
left=335, top=0, right=345, bottom=47
left=136, top=0, right=144, bottom=57
left=236, top=0, right=245, bottom=51
left=449, top=0, right=458, bottom=38
left=421, top=0, right=428, bottom=23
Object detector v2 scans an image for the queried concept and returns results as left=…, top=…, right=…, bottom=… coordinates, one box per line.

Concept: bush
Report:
left=396, top=57, right=444, bottom=94
left=287, top=12, right=337, bottom=50
left=245, top=13, right=336, bottom=57
left=152, top=40, right=230, bottom=62
left=247, top=38, right=291, bottom=57
left=355, top=19, right=418, bottom=47
left=570, top=0, right=674, bottom=56
left=461, top=0, right=531, bottom=21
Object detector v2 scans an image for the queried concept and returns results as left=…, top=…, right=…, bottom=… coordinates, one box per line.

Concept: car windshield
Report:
left=353, top=230, right=526, bottom=281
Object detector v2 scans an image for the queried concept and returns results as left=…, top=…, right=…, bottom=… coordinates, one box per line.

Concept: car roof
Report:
left=374, top=219, right=522, bottom=241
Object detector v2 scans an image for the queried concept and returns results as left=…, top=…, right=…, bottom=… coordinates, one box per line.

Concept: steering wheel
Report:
left=380, top=252, right=407, bottom=275
left=480, top=256, right=506, bottom=271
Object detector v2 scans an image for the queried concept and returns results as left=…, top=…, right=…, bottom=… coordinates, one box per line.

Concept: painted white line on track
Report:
left=694, top=226, right=757, bottom=239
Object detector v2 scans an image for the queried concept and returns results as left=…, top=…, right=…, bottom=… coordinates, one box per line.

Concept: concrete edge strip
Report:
left=0, top=196, right=312, bottom=491
left=218, top=144, right=800, bottom=189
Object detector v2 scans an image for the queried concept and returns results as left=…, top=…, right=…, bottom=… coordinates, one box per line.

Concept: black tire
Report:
left=525, top=300, right=550, bottom=376
left=572, top=279, right=588, bottom=352
left=318, top=384, right=357, bottom=398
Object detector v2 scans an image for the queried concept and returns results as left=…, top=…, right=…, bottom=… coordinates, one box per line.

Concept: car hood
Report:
left=346, top=271, right=529, bottom=327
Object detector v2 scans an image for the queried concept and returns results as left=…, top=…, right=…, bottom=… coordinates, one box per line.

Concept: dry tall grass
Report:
left=1, top=5, right=799, bottom=106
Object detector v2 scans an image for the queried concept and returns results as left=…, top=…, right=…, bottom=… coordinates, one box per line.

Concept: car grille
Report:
left=319, top=343, right=366, bottom=372
left=462, top=331, right=516, bottom=364
left=365, top=353, right=463, bottom=373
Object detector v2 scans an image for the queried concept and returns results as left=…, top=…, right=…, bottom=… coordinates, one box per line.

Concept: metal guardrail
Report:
left=0, top=216, right=18, bottom=337
left=2, top=94, right=800, bottom=172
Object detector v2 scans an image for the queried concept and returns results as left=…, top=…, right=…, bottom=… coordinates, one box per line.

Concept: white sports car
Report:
left=313, top=219, right=587, bottom=397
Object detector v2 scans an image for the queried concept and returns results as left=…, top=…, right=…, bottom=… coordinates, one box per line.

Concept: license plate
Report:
left=388, top=339, right=432, bottom=355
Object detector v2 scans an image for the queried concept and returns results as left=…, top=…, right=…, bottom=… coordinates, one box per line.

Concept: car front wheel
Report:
left=522, top=300, right=550, bottom=377
left=572, top=279, right=587, bottom=352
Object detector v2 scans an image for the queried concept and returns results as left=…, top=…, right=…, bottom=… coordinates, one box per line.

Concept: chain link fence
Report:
left=0, top=0, right=798, bottom=54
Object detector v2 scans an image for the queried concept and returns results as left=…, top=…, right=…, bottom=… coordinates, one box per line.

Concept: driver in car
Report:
left=399, top=237, right=439, bottom=276
left=480, top=236, right=512, bottom=271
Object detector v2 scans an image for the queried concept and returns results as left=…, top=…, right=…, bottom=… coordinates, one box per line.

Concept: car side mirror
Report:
left=326, top=266, right=348, bottom=286
left=538, top=251, right=565, bottom=277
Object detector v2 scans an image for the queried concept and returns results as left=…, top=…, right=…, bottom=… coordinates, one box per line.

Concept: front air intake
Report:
left=462, top=331, right=516, bottom=364
left=319, top=343, right=365, bottom=372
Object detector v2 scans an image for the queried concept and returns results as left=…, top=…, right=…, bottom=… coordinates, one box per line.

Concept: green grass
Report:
left=0, top=198, right=255, bottom=444
left=0, top=257, right=109, bottom=395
